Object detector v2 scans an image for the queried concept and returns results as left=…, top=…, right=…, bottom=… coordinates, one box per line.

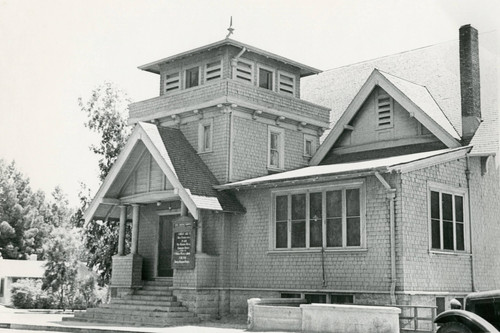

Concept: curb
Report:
left=6, top=323, right=155, bottom=333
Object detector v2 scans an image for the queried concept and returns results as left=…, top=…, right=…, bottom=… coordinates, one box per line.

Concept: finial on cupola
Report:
left=225, top=16, right=234, bottom=39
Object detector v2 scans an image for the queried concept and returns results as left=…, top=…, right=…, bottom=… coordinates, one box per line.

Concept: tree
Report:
left=78, top=82, right=132, bottom=285
left=79, top=81, right=131, bottom=181
left=42, top=227, right=82, bottom=310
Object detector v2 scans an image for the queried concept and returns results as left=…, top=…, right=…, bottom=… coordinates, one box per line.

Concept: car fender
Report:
left=435, top=310, right=499, bottom=333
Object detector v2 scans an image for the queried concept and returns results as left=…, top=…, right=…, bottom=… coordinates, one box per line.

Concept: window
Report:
left=164, top=72, right=180, bottom=92
left=205, top=60, right=222, bottom=82
left=278, top=71, right=296, bottom=96
left=0, top=278, right=3, bottom=297
left=268, top=126, right=284, bottom=170
left=234, top=59, right=253, bottom=83
left=376, top=90, right=393, bottom=129
left=330, top=294, right=354, bottom=304
left=429, top=184, right=467, bottom=252
left=185, top=66, right=200, bottom=89
left=436, top=297, right=446, bottom=314
left=273, top=182, right=365, bottom=250
left=303, top=134, right=317, bottom=157
left=259, top=66, right=274, bottom=90
left=198, top=119, right=213, bottom=153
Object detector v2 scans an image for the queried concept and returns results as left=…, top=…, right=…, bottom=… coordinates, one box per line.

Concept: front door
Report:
left=157, top=215, right=175, bottom=277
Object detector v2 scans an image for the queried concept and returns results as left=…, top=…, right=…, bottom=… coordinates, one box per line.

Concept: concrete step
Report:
left=139, top=285, right=173, bottom=291
left=143, top=279, right=173, bottom=287
left=119, top=294, right=176, bottom=302
left=111, top=298, right=179, bottom=307
left=98, top=303, right=188, bottom=312
left=84, top=307, right=192, bottom=317
left=134, top=290, right=173, bottom=296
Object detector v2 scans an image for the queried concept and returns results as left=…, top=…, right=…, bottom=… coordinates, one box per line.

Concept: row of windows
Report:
left=272, top=182, right=468, bottom=253
left=235, top=59, right=297, bottom=96
left=198, top=122, right=317, bottom=164
left=163, top=58, right=297, bottom=97
left=164, top=60, right=223, bottom=93
left=281, top=293, right=354, bottom=304
left=274, top=184, right=364, bottom=250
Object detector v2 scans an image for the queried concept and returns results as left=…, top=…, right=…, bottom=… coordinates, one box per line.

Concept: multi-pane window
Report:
left=165, top=72, right=180, bottom=92
left=430, top=187, right=466, bottom=251
left=185, top=66, right=200, bottom=89
left=278, top=72, right=295, bottom=96
left=259, top=67, right=274, bottom=90
left=205, top=60, right=222, bottom=82
left=376, top=90, right=393, bottom=129
left=274, top=184, right=364, bottom=250
left=268, top=126, right=284, bottom=170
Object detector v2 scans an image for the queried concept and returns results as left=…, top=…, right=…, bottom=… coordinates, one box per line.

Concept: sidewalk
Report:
left=0, top=306, right=261, bottom=333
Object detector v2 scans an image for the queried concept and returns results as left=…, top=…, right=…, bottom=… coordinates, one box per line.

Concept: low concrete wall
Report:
left=248, top=299, right=401, bottom=333
left=302, top=304, right=401, bottom=333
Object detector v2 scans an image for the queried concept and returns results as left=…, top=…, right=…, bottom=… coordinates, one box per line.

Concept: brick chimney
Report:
left=459, top=24, right=481, bottom=142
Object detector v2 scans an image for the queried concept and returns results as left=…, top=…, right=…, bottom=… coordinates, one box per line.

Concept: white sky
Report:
left=0, top=0, right=498, bottom=206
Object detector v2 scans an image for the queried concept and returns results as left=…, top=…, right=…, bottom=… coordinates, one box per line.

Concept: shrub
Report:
left=11, top=279, right=42, bottom=309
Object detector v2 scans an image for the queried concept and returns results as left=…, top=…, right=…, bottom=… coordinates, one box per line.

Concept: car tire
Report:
left=437, top=322, right=473, bottom=333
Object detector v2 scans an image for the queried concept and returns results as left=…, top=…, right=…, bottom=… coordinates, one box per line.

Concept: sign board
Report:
left=172, top=215, right=195, bottom=269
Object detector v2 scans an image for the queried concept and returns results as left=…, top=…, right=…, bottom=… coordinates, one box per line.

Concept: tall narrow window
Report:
left=185, top=66, right=200, bottom=89
left=165, top=72, right=180, bottom=92
left=377, top=91, right=393, bottom=129
left=259, top=67, right=274, bottom=90
left=304, top=134, right=317, bottom=157
left=430, top=186, right=466, bottom=252
left=198, top=119, right=213, bottom=153
left=291, top=194, right=306, bottom=248
left=309, top=192, right=323, bottom=247
left=275, top=195, right=288, bottom=248
left=268, top=126, right=284, bottom=170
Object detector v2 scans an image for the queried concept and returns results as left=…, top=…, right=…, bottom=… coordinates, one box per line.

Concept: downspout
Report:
left=375, top=172, right=397, bottom=305
left=465, top=154, right=476, bottom=292
left=231, top=47, right=247, bottom=79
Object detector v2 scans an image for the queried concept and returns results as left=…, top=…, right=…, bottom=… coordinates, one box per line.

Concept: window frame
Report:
left=198, top=118, right=213, bottom=153
left=267, top=126, right=285, bottom=170
left=427, top=181, right=469, bottom=253
left=270, top=180, right=366, bottom=251
left=277, top=70, right=296, bottom=96
left=257, top=64, right=275, bottom=91
left=184, top=65, right=200, bottom=89
left=303, top=134, right=317, bottom=157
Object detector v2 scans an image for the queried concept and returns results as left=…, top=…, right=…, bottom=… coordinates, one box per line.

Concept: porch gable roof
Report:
left=83, top=122, right=243, bottom=225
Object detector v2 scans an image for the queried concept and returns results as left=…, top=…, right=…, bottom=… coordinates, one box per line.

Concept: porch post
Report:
left=118, top=205, right=127, bottom=256
left=196, top=210, right=203, bottom=253
left=131, top=204, right=140, bottom=254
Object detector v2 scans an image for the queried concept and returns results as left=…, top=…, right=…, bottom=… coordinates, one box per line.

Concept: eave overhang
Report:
left=139, top=38, right=321, bottom=77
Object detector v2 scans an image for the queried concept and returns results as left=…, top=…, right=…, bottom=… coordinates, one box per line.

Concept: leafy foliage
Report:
left=78, top=82, right=132, bottom=285
left=0, top=160, right=68, bottom=260
left=79, top=82, right=131, bottom=182
left=11, top=279, right=55, bottom=309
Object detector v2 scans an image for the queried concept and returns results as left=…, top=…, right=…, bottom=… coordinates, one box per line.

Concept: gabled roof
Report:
left=302, top=31, right=498, bottom=157
left=139, top=38, right=321, bottom=77
left=310, top=69, right=461, bottom=165
left=84, top=122, right=243, bottom=225
left=216, top=147, right=470, bottom=191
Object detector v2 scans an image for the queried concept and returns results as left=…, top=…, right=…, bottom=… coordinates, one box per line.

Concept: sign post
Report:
left=172, top=215, right=195, bottom=270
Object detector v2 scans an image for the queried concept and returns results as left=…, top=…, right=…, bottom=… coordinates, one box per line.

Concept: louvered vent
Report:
left=377, top=92, right=393, bottom=129
left=278, top=72, right=295, bottom=95
left=165, top=72, right=180, bottom=92
left=235, top=60, right=253, bottom=83
left=205, top=60, right=222, bottom=82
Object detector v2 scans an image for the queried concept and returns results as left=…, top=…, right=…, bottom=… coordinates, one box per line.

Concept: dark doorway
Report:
left=157, top=215, right=175, bottom=277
